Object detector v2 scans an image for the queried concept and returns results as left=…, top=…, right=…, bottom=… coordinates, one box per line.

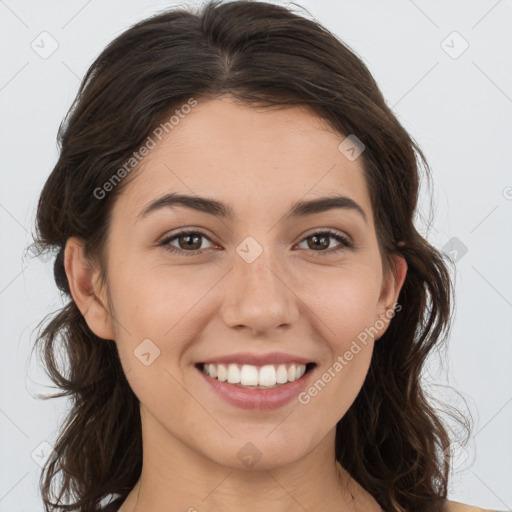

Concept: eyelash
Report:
left=159, top=229, right=353, bottom=257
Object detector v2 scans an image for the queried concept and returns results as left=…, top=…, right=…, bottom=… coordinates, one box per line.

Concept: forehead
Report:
left=114, top=97, right=373, bottom=224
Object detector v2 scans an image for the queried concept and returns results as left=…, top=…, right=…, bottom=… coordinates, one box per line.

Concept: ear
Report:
left=374, top=253, right=407, bottom=339
left=63, top=237, right=115, bottom=340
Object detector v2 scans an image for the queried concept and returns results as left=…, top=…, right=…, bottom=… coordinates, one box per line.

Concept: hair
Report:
left=29, top=1, right=472, bottom=511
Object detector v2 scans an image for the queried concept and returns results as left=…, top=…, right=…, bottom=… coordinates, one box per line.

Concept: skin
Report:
left=64, top=95, right=410, bottom=511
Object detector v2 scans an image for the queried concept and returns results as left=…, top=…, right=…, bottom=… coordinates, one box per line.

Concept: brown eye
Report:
left=160, top=230, right=214, bottom=256
left=176, top=233, right=202, bottom=250
left=159, top=228, right=353, bottom=257
left=297, top=230, right=353, bottom=255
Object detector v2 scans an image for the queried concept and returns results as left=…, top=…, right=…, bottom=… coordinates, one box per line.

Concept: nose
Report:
left=219, top=248, right=300, bottom=336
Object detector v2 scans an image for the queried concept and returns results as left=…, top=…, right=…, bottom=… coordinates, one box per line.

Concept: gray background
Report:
left=0, top=0, right=511, bottom=510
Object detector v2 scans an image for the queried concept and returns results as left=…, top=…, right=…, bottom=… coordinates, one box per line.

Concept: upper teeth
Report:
left=202, top=363, right=307, bottom=387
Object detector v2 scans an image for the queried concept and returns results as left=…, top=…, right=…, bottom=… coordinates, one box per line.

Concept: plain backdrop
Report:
left=0, top=0, right=511, bottom=510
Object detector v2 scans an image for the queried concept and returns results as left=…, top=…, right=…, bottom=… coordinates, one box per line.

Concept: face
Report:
left=70, top=96, right=406, bottom=471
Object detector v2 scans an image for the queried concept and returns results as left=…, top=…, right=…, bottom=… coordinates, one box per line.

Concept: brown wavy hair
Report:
left=29, top=1, right=471, bottom=511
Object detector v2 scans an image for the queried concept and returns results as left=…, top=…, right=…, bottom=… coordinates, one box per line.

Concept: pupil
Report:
left=310, top=234, right=328, bottom=250
left=182, top=234, right=201, bottom=250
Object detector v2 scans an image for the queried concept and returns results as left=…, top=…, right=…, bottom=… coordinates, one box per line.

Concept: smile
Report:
left=195, top=361, right=317, bottom=410
left=198, top=362, right=315, bottom=388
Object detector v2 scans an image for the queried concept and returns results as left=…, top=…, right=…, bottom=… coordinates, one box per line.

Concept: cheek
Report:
left=300, top=269, right=380, bottom=405
left=307, top=265, right=382, bottom=339
left=299, top=312, right=376, bottom=427
left=109, top=260, right=207, bottom=331
left=108, top=264, right=219, bottom=382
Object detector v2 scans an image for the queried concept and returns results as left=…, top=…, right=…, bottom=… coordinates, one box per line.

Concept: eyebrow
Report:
left=136, top=192, right=368, bottom=224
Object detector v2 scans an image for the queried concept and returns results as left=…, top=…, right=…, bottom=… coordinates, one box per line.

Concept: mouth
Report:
left=194, top=362, right=317, bottom=390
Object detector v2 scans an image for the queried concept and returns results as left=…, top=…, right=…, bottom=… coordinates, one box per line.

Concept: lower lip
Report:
left=197, top=365, right=315, bottom=410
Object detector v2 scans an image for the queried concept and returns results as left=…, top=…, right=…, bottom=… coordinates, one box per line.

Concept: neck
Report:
left=118, top=407, right=381, bottom=512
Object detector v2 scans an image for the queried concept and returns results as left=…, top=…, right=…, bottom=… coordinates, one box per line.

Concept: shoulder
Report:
left=443, top=500, right=501, bottom=512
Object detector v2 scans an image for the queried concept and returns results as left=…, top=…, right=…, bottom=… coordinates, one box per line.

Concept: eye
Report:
left=159, top=228, right=353, bottom=257
left=159, top=230, right=215, bottom=256
left=296, top=229, right=353, bottom=256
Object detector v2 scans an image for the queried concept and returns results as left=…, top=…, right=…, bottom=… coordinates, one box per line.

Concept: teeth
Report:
left=227, top=364, right=241, bottom=384
left=258, top=365, right=276, bottom=386
left=201, top=362, right=308, bottom=388
left=217, top=364, right=227, bottom=382
left=241, top=364, right=259, bottom=385
left=276, top=364, right=288, bottom=384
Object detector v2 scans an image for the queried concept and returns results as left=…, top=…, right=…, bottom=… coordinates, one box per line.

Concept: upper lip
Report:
left=199, top=351, right=314, bottom=366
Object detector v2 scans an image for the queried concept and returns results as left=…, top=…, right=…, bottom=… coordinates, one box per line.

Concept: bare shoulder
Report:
left=443, top=500, right=504, bottom=512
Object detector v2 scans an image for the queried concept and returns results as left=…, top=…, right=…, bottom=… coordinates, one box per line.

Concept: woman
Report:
left=31, top=1, right=491, bottom=511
